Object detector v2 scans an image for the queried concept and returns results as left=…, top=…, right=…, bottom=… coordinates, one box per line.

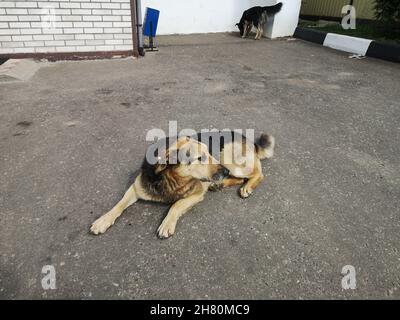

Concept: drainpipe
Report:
left=136, top=0, right=145, bottom=56
left=130, top=0, right=139, bottom=57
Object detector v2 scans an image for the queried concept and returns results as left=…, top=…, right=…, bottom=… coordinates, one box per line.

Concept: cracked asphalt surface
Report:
left=0, top=33, right=399, bottom=299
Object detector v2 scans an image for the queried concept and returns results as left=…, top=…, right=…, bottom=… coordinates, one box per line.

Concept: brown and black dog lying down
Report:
left=90, top=131, right=275, bottom=239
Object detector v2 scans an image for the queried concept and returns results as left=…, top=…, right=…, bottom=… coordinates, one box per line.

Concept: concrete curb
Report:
left=294, top=27, right=400, bottom=63
left=0, top=59, right=41, bottom=82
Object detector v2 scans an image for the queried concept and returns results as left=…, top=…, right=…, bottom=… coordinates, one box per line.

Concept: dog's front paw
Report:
left=208, top=183, right=223, bottom=192
left=239, top=185, right=253, bottom=198
left=90, top=216, right=113, bottom=235
left=157, top=218, right=176, bottom=239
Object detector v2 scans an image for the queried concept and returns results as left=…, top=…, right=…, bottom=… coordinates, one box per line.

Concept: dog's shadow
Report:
left=226, top=31, right=240, bottom=38
left=226, top=31, right=258, bottom=39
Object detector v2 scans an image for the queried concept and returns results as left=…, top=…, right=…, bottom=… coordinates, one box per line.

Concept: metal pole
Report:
left=136, top=0, right=145, bottom=56
left=129, top=0, right=139, bottom=57
left=149, top=21, right=154, bottom=51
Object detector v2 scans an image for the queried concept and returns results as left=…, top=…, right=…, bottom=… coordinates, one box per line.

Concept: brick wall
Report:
left=0, top=0, right=133, bottom=55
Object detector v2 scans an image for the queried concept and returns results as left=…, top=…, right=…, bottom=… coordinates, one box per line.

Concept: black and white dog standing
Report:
left=236, top=2, right=283, bottom=40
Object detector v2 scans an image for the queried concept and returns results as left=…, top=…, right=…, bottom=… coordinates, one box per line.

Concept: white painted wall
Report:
left=265, top=0, right=301, bottom=38
left=0, top=0, right=133, bottom=55
left=141, top=0, right=301, bottom=38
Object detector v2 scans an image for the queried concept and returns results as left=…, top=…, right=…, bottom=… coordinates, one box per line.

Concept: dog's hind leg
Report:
left=255, top=26, right=261, bottom=40
left=222, top=177, right=246, bottom=188
left=209, top=177, right=245, bottom=191
left=90, top=180, right=139, bottom=235
left=257, top=12, right=267, bottom=40
left=239, top=160, right=264, bottom=198
left=257, top=26, right=264, bottom=39
left=256, top=24, right=264, bottom=40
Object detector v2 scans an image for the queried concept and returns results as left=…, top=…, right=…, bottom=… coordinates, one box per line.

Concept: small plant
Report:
left=374, top=0, right=400, bottom=23
left=374, top=0, right=400, bottom=37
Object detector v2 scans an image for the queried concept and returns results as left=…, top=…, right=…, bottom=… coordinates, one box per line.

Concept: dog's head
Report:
left=155, top=136, right=229, bottom=182
left=236, top=22, right=244, bottom=36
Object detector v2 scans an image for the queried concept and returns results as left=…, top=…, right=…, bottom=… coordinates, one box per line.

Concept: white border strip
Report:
left=323, top=33, right=372, bottom=56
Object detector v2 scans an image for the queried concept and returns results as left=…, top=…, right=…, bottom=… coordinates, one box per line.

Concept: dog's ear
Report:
left=235, top=23, right=239, bottom=27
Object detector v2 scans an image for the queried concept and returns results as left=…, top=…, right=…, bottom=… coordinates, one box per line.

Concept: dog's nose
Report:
left=212, top=167, right=230, bottom=181
left=222, top=167, right=230, bottom=177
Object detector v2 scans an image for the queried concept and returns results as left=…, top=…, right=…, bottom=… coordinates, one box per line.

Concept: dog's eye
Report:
left=188, top=157, right=200, bottom=164
left=187, top=156, right=203, bottom=165
left=190, top=154, right=207, bottom=164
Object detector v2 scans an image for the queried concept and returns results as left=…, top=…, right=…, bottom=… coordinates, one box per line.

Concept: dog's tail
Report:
left=264, top=2, right=283, bottom=16
left=255, top=133, right=275, bottom=160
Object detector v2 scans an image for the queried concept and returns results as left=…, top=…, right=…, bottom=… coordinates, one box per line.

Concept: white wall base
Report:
left=264, top=0, right=301, bottom=39
left=141, top=0, right=301, bottom=37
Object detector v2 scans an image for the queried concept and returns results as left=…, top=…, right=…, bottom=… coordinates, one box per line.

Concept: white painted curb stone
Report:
left=323, top=33, right=372, bottom=56
left=0, top=59, right=41, bottom=82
